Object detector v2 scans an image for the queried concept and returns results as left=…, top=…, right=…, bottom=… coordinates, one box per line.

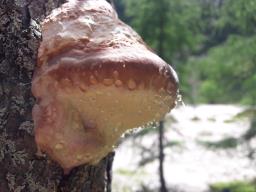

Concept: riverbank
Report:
left=113, top=105, right=256, bottom=192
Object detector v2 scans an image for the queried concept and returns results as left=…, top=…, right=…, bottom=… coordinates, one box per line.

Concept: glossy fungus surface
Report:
left=32, top=0, right=178, bottom=171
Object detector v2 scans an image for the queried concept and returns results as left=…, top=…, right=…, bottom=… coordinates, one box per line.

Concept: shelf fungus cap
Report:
left=32, top=0, right=178, bottom=172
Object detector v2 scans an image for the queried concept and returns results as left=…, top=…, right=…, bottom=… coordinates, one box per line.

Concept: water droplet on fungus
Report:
left=158, top=88, right=165, bottom=95
left=127, top=79, right=136, bottom=90
left=96, top=91, right=103, bottom=95
left=76, top=154, right=83, bottom=160
left=89, top=75, right=98, bottom=85
left=159, top=66, right=165, bottom=75
left=103, top=78, right=114, bottom=86
left=46, top=117, right=53, bottom=123
left=166, top=82, right=174, bottom=94
left=79, top=83, right=87, bottom=92
left=61, top=78, right=72, bottom=86
left=113, top=70, right=119, bottom=79
left=115, top=79, right=123, bottom=87
left=164, top=70, right=171, bottom=78
left=45, top=106, right=52, bottom=116
left=55, top=143, right=64, bottom=150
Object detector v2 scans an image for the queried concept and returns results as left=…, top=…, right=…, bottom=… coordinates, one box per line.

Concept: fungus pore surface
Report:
left=32, top=0, right=179, bottom=171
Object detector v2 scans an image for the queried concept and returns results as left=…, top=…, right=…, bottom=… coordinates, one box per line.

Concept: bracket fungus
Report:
left=32, top=0, right=179, bottom=172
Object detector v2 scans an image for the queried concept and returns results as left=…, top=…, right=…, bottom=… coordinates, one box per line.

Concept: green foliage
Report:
left=117, top=0, right=256, bottom=104
left=217, top=0, right=256, bottom=34
left=198, top=137, right=239, bottom=149
left=210, top=180, right=256, bottom=192
left=120, top=0, right=204, bottom=60
left=184, top=35, right=256, bottom=104
left=165, top=140, right=183, bottom=148
left=233, top=108, right=256, bottom=120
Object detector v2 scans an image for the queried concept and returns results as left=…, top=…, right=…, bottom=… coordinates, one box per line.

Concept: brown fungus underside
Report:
left=32, top=0, right=179, bottom=172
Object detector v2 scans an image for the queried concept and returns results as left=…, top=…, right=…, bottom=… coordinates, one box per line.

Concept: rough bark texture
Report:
left=0, top=0, right=114, bottom=191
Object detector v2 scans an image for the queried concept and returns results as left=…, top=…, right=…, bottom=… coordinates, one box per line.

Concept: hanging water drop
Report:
left=127, top=79, right=136, bottom=90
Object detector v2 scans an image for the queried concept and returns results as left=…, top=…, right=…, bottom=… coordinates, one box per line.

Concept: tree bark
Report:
left=0, top=1, right=114, bottom=191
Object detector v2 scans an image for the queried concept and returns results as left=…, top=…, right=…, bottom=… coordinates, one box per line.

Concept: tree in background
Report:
left=117, top=0, right=203, bottom=191
left=118, top=0, right=256, bottom=105
left=115, top=1, right=256, bottom=191
left=183, top=0, right=256, bottom=104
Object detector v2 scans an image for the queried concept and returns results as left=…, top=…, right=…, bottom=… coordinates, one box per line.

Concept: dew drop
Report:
left=164, top=70, right=171, bottom=78
left=176, top=94, right=186, bottom=108
left=55, top=143, right=63, bottom=150
left=159, top=66, right=165, bottom=75
left=166, top=82, right=174, bottom=94
left=127, top=79, right=136, bottom=90
left=76, top=154, right=83, bottom=160
left=61, top=78, right=72, bottom=87
left=115, top=79, right=123, bottom=87
left=158, top=88, right=165, bottom=95
left=113, top=70, right=119, bottom=79
left=103, top=78, right=114, bottom=86
left=96, top=91, right=103, bottom=95
left=46, top=117, right=53, bottom=123
left=89, top=75, right=98, bottom=85
left=79, top=83, right=87, bottom=92
left=45, top=106, right=52, bottom=116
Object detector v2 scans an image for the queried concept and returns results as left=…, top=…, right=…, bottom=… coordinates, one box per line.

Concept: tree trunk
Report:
left=157, top=1, right=168, bottom=191
left=158, top=121, right=167, bottom=192
left=0, top=1, right=114, bottom=191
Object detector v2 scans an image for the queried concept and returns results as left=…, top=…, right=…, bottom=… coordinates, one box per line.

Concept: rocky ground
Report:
left=112, top=105, right=256, bottom=192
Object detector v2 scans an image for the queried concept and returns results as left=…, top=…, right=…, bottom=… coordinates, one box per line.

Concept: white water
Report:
left=112, top=105, right=256, bottom=192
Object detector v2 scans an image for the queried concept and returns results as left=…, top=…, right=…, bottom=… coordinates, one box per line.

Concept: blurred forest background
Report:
left=111, top=0, right=256, bottom=192
left=115, top=0, right=256, bottom=105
